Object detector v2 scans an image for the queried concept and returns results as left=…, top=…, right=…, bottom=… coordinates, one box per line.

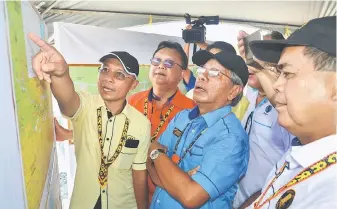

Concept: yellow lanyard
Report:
left=254, top=152, right=337, bottom=209
left=96, top=107, right=129, bottom=188
left=144, top=98, right=174, bottom=142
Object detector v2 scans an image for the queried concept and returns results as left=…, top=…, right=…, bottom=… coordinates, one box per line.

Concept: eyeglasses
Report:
left=249, top=61, right=280, bottom=76
left=247, top=61, right=264, bottom=70
left=196, top=67, right=232, bottom=80
left=98, top=67, right=132, bottom=81
left=150, top=57, right=184, bottom=69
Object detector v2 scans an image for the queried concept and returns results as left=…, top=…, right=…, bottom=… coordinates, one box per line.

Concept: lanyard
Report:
left=171, top=112, right=232, bottom=165
left=97, top=107, right=130, bottom=188
left=244, top=111, right=254, bottom=135
left=144, top=98, right=175, bottom=142
left=172, top=126, right=207, bottom=165
left=254, top=151, right=337, bottom=209
left=244, top=97, right=268, bottom=135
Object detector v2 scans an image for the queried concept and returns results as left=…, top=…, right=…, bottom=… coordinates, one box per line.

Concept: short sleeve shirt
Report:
left=150, top=106, right=249, bottom=209
left=66, top=92, right=151, bottom=209
left=183, top=73, right=196, bottom=92
left=233, top=87, right=292, bottom=208
left=128, top=88, right=196, bottom=142
left=246, top=135, right=337, bottom=209
left=128, top=88, right=196, bottom=201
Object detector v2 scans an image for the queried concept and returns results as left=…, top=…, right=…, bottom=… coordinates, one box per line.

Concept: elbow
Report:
left=180, top=193, right=204, bottom=209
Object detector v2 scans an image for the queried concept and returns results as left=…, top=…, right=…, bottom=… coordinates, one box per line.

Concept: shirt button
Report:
left=191, top=129, right=195, bottom=133
left=109, top=119, right=112, bottom=122
left=103, top=156, right=107, bottom=159
left=102, top=190, right=105, bottom=193
left=106, top=138, right=109, bottom=141
left=157, top=199, right=160, bottom=204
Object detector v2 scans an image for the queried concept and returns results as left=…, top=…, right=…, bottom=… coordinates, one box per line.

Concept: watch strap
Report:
left=157, top=149, right=166, bottom=154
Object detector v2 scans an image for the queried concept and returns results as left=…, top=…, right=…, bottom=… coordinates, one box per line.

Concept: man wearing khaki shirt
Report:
left=29, top=33, right=150, bottom=209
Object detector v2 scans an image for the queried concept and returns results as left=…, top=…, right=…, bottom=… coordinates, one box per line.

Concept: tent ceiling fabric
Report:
left=34, top=1, right=336, bottom=37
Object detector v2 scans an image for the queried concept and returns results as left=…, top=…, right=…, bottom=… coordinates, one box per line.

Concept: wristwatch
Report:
left=150, top=149, right=166, bottom=161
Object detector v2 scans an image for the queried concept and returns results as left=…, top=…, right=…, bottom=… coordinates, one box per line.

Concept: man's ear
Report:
left=325, top=73, right=337, bottom=103
left=331, top=85, right=337, bottom=103
left=130, top=79, right=139, bottom=91
left=227, top=85, right=242, bottom=101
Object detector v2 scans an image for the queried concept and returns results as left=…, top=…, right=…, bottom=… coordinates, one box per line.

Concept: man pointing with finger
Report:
left=28, top=33, right=151, bottom=209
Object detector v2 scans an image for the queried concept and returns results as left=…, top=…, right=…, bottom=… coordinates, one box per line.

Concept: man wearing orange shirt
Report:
left=128, top=41, right=196, bottom=203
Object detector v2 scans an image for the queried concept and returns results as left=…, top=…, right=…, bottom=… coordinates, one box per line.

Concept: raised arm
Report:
left=237, top=31, right=278, bottom=107
left=29, top=33, right=80, bottom=117
left=182, top=25, right=195, bottom=90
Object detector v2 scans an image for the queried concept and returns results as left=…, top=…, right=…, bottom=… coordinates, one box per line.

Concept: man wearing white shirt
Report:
left=245, top=16, right=336, bottom=209
left=233, top=31, right=293, bottom=209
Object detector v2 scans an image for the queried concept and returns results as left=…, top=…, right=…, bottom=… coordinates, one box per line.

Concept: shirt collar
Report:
left=104, top=100, right=131, bottom=119
left=291, top=134, right=337, bottom=168
left=147, top=88, right=183, bottom=107
left=188, top=105, right=232, bottom=127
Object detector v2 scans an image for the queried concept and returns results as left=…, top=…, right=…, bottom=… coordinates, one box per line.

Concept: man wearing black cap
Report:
left=147, top=49, right=249, bottom=209
left=244, top=16, right=337, bottom=209
left=183, top=38, right=237, bottom=94
left=233, top=31, right=294, bottom=209
left=28, top=33, right=151, bottom=209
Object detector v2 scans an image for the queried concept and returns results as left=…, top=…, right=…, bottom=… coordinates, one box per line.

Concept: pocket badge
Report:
left=264, top=105, right=273, bottom=115
left=276, top=189, right=296, bottom=209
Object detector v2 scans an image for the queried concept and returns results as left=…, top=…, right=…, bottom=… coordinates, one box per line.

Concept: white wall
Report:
left=54, top=22, right=187, bottom=64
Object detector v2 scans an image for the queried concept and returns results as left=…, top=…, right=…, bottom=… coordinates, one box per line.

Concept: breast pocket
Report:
left=111, top=141, right=139, bottom=170
left=189, top=145, right=204, bottom=163
left=253, top=111, right=277, bottom=144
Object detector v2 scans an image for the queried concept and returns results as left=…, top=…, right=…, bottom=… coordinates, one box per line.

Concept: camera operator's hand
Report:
left=237, top=30, right=249, bottom=60
left=186, top=24, right=192, bottom=30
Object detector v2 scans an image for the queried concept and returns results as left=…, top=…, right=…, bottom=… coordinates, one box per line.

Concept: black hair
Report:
left=265, top=31, right=285, bottom=40
left=153, top=41, right=188, bottom=69
left=206, top=41, right=236, bottom=54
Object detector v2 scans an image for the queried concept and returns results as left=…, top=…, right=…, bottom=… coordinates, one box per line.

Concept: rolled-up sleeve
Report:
left=183, top=73, right=196, bottom=92
left=132, top=121, right=151, bottom=170
left=192, top=133, right=249, bottom=200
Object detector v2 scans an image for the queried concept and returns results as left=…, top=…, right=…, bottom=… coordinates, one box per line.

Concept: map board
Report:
left=3, top=1, right=61, bottom=209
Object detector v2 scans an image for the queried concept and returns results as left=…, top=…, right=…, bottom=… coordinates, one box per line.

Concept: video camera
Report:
left=182, top=13, right=219, bottom=43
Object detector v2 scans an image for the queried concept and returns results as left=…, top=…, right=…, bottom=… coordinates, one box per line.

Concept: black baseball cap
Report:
left=99, top=51, right=139, bottom=77
left=250, top=16, right=336, bottom=64
left=192, top=50, right=249, bottom=86
left=206, top=41, right=236, bottom=54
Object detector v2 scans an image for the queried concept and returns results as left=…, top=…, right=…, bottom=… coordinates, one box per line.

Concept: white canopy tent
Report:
left=33, top=0, right=336, bottom=38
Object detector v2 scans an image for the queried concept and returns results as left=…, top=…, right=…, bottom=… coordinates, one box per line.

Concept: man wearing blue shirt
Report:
left=183, top=41, right=237, bottom=92
left=147, top=48, right=250, bottom=209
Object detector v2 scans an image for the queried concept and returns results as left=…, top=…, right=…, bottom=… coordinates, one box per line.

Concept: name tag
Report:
left=173, top=128, right=183, bottom=137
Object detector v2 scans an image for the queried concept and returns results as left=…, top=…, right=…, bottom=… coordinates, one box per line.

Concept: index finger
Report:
left=28, top=32, right=53, bottom=52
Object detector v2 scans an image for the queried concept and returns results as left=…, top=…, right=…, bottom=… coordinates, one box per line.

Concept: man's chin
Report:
left=99, top=92, right=115, bottom=101
left=248, top=81, right=261, bottom=89
left=193, top=94, right=208, bottom=104
left=152, top=79, right=168, bottom=86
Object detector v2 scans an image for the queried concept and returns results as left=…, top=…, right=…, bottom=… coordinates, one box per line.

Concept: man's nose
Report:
left=102, top=72, right=115, bottom=83
left=158, top=61, right=166, bottom=69
left=273, top=75, right=285, bottom=93
left=197, top=71, right=208, bottom=82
